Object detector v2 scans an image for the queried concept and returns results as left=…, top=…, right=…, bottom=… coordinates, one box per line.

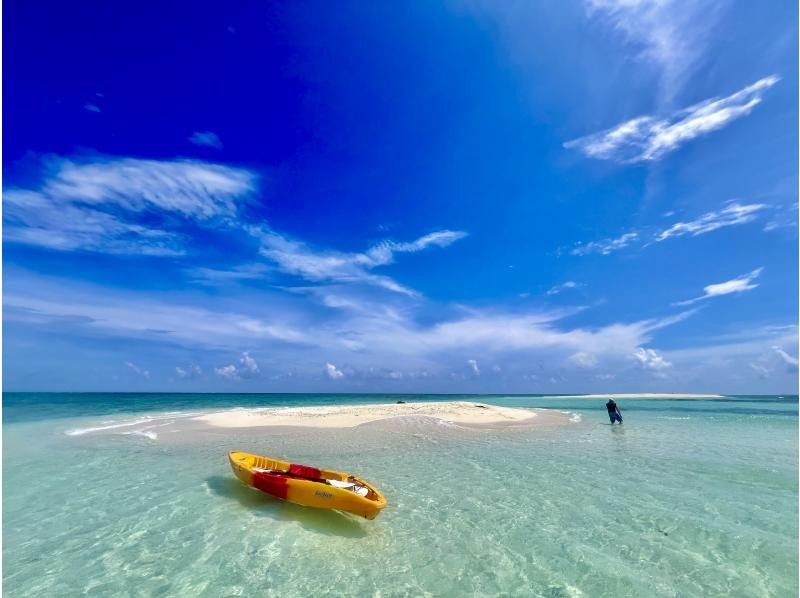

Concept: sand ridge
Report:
left=193, top=401, right=568, bottom=429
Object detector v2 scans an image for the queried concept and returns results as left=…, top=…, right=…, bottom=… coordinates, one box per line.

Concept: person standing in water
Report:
left=606, top=398, right=623, bottom=424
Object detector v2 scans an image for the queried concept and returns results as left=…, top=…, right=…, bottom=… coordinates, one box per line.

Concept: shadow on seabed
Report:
left=204, top=475, right=370, bottom=538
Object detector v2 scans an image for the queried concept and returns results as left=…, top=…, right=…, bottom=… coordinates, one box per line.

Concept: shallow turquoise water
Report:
left=3, top=394, right=798, bottom=597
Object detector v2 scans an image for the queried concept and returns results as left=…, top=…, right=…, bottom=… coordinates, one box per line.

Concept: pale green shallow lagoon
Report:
left=3, top=394, right=798, bottom=597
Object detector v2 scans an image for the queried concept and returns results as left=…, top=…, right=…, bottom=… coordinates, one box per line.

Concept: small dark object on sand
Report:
left=396, top=400, right=406, bottom=404
left=475, top=404, right=488, bottom=409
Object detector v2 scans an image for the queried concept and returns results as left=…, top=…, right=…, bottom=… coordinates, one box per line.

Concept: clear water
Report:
left=3, top=394, right=798, bottom=597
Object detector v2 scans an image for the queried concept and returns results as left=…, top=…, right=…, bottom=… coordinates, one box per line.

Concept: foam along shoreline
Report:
left=543, top=393, right=725, bottom=399
left=193, top=401, right=569, bottom=429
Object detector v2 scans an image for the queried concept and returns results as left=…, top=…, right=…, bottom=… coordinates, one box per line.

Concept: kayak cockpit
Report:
left=251, top=467, right=373, bottom=498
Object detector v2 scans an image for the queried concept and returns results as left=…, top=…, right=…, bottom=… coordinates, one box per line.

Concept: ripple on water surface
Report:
left=3, top=398, right=798, bottom=597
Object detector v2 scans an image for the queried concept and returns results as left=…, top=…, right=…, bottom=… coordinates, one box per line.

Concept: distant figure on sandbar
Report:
left=606, top=398, right=623, bottom=424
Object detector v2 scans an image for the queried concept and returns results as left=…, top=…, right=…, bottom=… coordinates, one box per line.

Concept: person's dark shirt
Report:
left=606, top=400, right=617, bottom=413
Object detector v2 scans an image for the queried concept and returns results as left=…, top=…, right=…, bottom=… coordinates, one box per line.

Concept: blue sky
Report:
left=4, top=0, right=798, bottom=393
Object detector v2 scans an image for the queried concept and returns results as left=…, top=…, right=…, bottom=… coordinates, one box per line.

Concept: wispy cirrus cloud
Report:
left=570, top=201, right=771, bottom=258
left=4, top=156, right=256, bottom=255
left=586, top=0, right=723, bottom=99
left=570, top=232, right=638, bottom=256
left=659, top=323, right=797, bottom=387
left=360, top=307, right=694, bottom=357
left=674, top=267, right=763, bottom=306
left=4, top=190, right=184, bottom=256
left=125, top=361, right=150, bottom=379
left=362, top=231, right=468, bottom=265
left=5, top=154, right=468, bottom=306
left=547, top=281, right=583, bottom=295
left=43, top=157, right=254, bottom=218
left=255, top=229, right=467, bottom=296
left=773, top=346, right=799, bottom=372
left=747, top=341, right=800, bottom=379
left=186, top=263, right=271, bottom=285
left=189, top=131, right=223, bottom=150
left=569, top=351, right=598, bottom=368
left=656, top=202, right=767, bottom=241
left=5, top=267, right=697, bottom=383
left=4, top=280, right=310, bottom=348
left=564, top=76, right=779, bottom=163
left=763, top=202, right=798, bottom=232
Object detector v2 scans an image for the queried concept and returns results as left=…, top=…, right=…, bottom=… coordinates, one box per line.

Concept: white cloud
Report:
left=325, top=362, right=345, bottom=380
left=4, top=279, right=310, bottom=349
left=258, top=232, right=414, bottom=295
left=5, top=154, right=463, bottom=307
left=696, top=269, right=763, bottom=297
left=189, top=131, right=223, bottom=150
left=342, top=307, right=694, bottom=362
left=43, top=157, right=254, bottom=219
left=255, top=229, right=467, bottom=296
left=4, top=190, right=183, bottom=255
left=633, top=347, right=672, bottom=375
left=675, top=268, right=763, bottom=306
left=569, top=351, right=598, bottom=368
left=773, top=346, right=799, bottom=372
left=736, top=333, right=800, bottom=380
left=763, top=202, right=798, bottom=232
left=84, top=103, right=101, bottom=113
left=186, top=264, right=270, bottom=284
left=4, top=156, right=256, bottom=254
left=176, top=364, right=202, bottom=379
left=586, top=0, right=723, bottom=98
left=214, top=352, right=260, bottom=380
left=214, top=364, right=239, bottom=379
left=568, top=202, right=771, bottom=259
left=564, top=76, right=779, bottom=163
left=645, top=324, right=797, bottom=389
left=749, top=362, right=771, bottom=379
left=239, top=352, right=259, bottom=375
left=6, top=270, right=700, bottom=387
left=657, top=202, right=767, bottom=241
left=547, top=281, right=582, bottom=295
left=571, top=232, right=638, bottom=256
left=125, top=361, right=150, bottom=379
left=666, top=325, right=797, bottom=358
left=361, top=231, right=468, bottom=266
left=466, top=359, right=480, bottom=375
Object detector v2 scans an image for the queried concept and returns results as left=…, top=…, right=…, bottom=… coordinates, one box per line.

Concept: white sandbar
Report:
left=193, top=401, right=565, bottom=429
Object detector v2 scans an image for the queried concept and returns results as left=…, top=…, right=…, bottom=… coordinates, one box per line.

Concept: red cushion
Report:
left=288, top=463, right=321, bottom=479
left=252, top=471, right=289, bottom=499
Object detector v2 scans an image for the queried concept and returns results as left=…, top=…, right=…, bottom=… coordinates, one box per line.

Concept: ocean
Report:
left=3, top=393, right=797, bottom=597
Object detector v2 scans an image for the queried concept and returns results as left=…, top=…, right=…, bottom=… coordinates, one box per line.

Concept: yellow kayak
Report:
left=228, top=451, right=387, bottom=519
